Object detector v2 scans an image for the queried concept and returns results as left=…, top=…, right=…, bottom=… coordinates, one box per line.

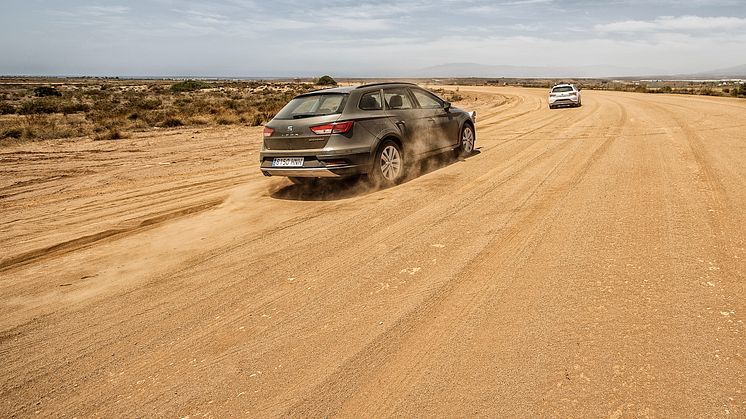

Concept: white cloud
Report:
left=595, top=15, right=746, bottom=33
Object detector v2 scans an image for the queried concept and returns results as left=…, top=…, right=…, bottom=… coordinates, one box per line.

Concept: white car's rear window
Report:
left=552, top=86, right=575, bottom=93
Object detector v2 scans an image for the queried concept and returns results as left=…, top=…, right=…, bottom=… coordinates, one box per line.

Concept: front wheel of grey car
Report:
left=369, top=140, right=404, bottom=187
left=455, top=124, right=475, bottom=157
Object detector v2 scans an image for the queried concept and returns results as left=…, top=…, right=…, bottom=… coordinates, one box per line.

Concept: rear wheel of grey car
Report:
left=455, top=124, right=475, bottom=157
left=369, top=140, right=404, bottom=187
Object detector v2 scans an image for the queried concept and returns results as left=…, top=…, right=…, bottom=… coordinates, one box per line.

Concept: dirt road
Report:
left=1, top=87, right=744, bottom=417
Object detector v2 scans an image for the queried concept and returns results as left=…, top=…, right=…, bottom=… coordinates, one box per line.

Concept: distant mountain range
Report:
left=685, top=64, right=746, bottom=79
left=409, top=62, right=746, bottom=80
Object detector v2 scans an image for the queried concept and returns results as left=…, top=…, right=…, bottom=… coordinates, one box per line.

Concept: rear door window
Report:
left=383, top=88, right=414, bottom=110
left=359, top=90, right=383, bottom=111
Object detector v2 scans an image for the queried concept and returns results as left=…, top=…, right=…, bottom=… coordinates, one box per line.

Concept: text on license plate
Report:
left=272, top=157, right=304, bottom=167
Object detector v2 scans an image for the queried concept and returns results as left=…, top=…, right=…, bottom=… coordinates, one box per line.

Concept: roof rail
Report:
left=356, top=81, right=419, bottom=89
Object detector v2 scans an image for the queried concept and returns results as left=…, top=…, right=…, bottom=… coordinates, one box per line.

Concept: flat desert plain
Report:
left=1, top=87, right=744, bottom=417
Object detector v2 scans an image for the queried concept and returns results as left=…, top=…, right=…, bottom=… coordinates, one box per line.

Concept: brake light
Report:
left=263, top=127, right=274, bottom=137
left=310, top=121, right=354, bottom=135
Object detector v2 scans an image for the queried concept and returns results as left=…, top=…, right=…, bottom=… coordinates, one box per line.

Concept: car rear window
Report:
left=274, top=93, right=347, bottom=120
left=552, top=86, right=575, bottom=93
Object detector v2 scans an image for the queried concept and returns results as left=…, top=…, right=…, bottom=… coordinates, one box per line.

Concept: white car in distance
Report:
left=548, top=84, right=582, bottom=109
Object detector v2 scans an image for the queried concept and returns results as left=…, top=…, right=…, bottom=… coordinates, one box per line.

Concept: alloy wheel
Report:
left=380, top=145, right=402, bottom=181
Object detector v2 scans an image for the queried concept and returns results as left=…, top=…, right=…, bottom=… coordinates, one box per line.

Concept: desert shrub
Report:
left=186, top=116, right=209, bottom=125
left=128, top=97, right=162, bottom=110
left=59, top=101, right=90, bottom=114
left=216, top=114, right=239, bottom=125
left=448, top=92, right=464, bottom=102
left=17, top=98, right=60, bottom=114
left=171, top=80, right=209, bottom=92
left=160, top=118, right=183, bottom=128
left=0, top=79, right=317, bottom=142
left=316, top=75, right=337, bottom=86
left=94, top=128, right=127, bottom=141
left=34, top=86, right=62, bottom=97
left=0, top=102, right=15, bottom=114
left=659, top=86, right=673, bottom=93
left=250, top=113, right=264, bottom=126
left=733, top=83, right=746, bottom=98
left=1, top=128, right=23, bottom=139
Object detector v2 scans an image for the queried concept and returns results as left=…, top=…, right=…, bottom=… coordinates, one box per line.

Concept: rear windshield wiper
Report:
left=292, top=113, right=321, bottom=119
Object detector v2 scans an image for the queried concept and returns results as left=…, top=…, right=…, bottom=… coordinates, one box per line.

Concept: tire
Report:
left=549, top=105, right=555, bottom=109
left=455, top=123, right=475, bottom=157
left=368, top=140, right=405, bottom=187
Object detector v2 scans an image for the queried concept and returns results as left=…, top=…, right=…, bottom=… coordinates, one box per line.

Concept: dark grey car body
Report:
left=259, top=82, right=476, bottom=180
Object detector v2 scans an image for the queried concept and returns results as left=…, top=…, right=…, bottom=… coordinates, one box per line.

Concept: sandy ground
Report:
left=1, top=87, right=744, bottom=417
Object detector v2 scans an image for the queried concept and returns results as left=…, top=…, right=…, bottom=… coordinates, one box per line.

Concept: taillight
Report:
left=263, top=126, right=274, bottom=137
left=310, top=121, right=354, bottom=135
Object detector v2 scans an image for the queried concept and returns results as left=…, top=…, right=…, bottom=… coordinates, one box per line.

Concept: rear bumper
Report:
left=261, top=167, right=348, bottom=178
left=259, top=149, right=372, bottom=178
left=549, top=96, right=580, bottom=106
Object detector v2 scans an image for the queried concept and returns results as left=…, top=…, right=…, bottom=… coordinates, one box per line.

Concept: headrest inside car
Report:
left=389, top=95, right=403, bottom=109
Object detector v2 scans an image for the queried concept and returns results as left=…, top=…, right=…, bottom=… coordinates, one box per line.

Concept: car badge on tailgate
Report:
left=283, top=125, right=300, bottom=137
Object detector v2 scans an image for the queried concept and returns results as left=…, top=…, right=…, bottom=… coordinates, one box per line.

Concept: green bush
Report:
left=171, top=80, right=210, bottom=92
left=316, top=75, right=337, bottom=86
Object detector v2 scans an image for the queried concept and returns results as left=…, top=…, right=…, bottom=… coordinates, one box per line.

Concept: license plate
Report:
left=272, top=157, right=304, bottom=167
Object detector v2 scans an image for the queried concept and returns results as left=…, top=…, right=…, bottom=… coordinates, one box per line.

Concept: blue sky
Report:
left=1, top=0, right=745, bottom=77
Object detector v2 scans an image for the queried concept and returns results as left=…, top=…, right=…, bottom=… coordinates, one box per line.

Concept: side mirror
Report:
left=443, top=101, right=451, bottom=111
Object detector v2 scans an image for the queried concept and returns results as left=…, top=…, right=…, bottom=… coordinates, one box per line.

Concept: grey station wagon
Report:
left=259, top=82, right=476, bottom=186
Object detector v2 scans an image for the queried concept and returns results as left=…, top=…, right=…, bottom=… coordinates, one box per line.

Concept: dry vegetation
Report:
left=3, top=76, right=742, bottom=144
left=0, top=78, right=315, bottom=142
left=477, top=78, right=746, bottom=97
